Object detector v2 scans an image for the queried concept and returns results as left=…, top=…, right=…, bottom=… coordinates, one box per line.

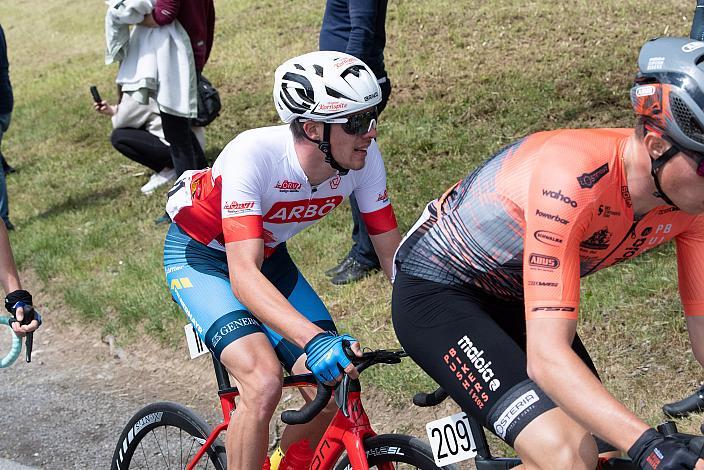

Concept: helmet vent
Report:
left=671, top=95, right=704, bottom=144
left=313, top=65, right=323, bottom=77
left=325, top=86, right=351, bottom=100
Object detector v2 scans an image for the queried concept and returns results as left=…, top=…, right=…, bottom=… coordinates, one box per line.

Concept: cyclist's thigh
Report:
left=392, top=271, right=556, bottom=447
left=259, top=244, right=336, bottom=372
left=164, top=224, right=268, bottom=361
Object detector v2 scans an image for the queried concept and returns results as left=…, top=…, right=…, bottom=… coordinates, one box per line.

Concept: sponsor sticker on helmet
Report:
left=682, top=41, right=704, bottom=53
left=646, top=57, right=665, bottom=71
left=635, top=85, right=656, bottom=97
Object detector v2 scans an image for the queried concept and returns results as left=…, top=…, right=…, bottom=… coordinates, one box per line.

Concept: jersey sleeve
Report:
left=218, top=139, right=266, bottom=244
left=523, top=151, right=595, bottom=321
left=676, top=216, right=704, bottom=316
left=353, top=141, right=398, bottom=235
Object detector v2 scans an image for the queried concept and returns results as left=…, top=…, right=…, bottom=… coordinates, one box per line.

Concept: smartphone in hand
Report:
left=90, top=85, right=102, bottom=104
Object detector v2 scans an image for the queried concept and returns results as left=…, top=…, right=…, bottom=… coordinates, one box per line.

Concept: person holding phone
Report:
left=93, top=87, right=204, bottom=195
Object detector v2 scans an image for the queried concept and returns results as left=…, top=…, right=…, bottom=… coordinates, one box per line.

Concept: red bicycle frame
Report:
left=186, top=359, right=394, bottom=470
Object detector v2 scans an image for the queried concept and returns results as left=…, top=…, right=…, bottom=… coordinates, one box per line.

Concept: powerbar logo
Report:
left=528, top=253, right=560, bottom=269
left=493, top=391, right=539, bottom=439
left=458, top=335, right=501, bottom=391
left=134, top=412, right=164, bottom=434
left=535, top=209, right=569, bottom=225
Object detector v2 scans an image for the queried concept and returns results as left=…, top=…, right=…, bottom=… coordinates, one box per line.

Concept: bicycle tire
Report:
left=334, top=433, right=458, bottom=470
left=111, top=401, right=226, bottom=470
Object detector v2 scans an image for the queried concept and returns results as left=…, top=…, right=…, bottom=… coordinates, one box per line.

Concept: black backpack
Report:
left=194, top=74, right=221, bottom=127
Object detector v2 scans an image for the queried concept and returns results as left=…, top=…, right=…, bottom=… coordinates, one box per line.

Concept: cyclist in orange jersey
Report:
left=392, top=37, right=704, bottom=470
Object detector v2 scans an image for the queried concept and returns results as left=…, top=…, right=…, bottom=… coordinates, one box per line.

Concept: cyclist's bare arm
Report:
left=225, top=239, right=324, bottom=348
left=0, top=223, right=21, bottom=295
left=369, top=228, right=401, bottom=281
left=525, top=317, right=650, bottom=452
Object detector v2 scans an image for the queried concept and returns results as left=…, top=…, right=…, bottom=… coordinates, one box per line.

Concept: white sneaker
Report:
left=141, top=168, right=176, bottom=195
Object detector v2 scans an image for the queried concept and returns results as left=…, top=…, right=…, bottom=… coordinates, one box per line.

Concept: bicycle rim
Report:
left=112, top=402, right=226, bottom=470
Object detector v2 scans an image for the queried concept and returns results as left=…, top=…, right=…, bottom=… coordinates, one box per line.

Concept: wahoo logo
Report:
left=542, top=189, right=577, bottom=207
left=264, top=196, right=344, bottom=223
left=577, top=163, right=609, bottom=189
left=529, top=253, right=560, bottom=269
left=457, top=335, right=501, bottom=391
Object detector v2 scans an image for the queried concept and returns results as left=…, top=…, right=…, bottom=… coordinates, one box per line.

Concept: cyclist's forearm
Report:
left=528, top=344, right=648, bottom=452
left=0, top=225, right=21, bottom=294
left=230, top=265, right=321, bottom=347
left=370, top=229, right=401, bottom=282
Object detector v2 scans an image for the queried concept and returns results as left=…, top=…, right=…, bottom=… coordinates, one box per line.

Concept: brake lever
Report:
left=335, top=373, right=351, bottom=418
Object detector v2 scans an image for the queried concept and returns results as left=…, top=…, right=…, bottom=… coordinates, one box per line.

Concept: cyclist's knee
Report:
left=238, top=371, right=283, bottom=417
left=514, top=412, right=597, bottom=470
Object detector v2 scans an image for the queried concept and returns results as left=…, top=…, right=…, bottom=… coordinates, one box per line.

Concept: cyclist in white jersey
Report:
left=163, top=51, right=401, bottom=469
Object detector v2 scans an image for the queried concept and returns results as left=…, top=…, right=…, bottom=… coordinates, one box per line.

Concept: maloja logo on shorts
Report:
left=264, top=196, right=343, bottom=223
left=493, top=391, right=539, bottom=439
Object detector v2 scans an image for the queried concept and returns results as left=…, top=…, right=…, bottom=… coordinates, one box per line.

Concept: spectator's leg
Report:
left=347, top=193, right=379, bottom=268
left=377, top=77, right=392, bottom=116
left=190, top=130, right=207, bottom=169
left=161, top=112, right=197, bottom=177
left=0, top=113, right=11, bottom=228
left=111, top=128, right=172, bottom=173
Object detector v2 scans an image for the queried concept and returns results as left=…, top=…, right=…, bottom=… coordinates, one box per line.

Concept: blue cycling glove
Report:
left=304, top=331, right=357, bottom=383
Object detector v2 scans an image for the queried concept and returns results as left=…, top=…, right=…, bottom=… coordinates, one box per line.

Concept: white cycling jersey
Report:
left=166, top=125, right=397, bottom=255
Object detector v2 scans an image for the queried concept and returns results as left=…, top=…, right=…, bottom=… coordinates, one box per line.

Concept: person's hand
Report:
left=5, top=290, right=41, bottom=336
left=139, top=13, right=158, bottom=27
left=628, top=428, right=701, bottom=470
left=304, top=331, right=361, bottom=384
left=93, top=100, right=116, bottom=116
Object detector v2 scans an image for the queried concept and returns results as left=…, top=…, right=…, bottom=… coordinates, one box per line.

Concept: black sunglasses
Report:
left=339, top=108, right=378, bottom=136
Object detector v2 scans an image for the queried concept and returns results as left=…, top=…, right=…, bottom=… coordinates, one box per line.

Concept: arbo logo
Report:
left=263, top=196, right=343, bottom=223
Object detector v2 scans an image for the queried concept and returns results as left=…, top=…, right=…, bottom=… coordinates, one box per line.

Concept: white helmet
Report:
left=273, top=51, right=382, bottom=123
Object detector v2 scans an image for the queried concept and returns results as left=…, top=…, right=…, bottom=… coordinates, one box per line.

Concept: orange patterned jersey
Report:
left=396, top=129, right=704, bottom=320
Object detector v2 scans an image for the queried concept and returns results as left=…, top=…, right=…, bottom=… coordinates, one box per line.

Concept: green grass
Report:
left=2, top=0, right=703, bottom=439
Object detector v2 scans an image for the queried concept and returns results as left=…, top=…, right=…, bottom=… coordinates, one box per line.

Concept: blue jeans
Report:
left=0, top=113, right=11, bottom=224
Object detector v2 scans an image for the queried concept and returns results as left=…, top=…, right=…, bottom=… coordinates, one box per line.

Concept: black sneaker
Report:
left=325, top=256, right=354, bottom=278
left=4, top=220, right=14, bottom=230
left=330, top=259, right=379, bottom=285
left=3, top=164, right=15, bottom=175
left=663, top=385, right=704, bottom=418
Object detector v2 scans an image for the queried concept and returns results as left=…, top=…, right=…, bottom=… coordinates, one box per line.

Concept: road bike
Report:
left=111, top=349, right=454, bottom=470
left=413, top=387, right=704, bottom=469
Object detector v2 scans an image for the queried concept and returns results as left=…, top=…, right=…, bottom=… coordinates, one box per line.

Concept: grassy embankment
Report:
left=1, top=0, right=702, bottom=440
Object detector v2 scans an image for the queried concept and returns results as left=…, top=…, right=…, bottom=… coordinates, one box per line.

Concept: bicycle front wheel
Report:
left=334, top=433, right=457, bottom=470
left=111, top=401, right=226, bottom=470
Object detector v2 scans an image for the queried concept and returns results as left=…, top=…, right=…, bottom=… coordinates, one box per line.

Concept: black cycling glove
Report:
left=628, top=428, right=699, bottom=470
left=5, top=290, right=32, bottom=316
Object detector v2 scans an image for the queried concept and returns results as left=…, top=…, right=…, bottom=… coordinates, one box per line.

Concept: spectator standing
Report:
left=140, top=0, right=214, bottom=223
left=319, top=0, right=392, bottom=285
left=93, top=92, right=205, bottom=195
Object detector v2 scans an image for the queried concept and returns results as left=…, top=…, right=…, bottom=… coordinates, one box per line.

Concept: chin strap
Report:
left=302, top=122, right=349, bottom=176
left=650, top=144, right=679, bottom=207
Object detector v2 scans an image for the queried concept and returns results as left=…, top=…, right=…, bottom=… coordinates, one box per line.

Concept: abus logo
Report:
left=274, top=179, right=302, bottom=192
left=457, top=335, right=501, bottom=391
left=263, top=196, right=343, bottom=223
left=534, top=230, right=563, bottom=246
left=528, top=253, right=560, bottom=269
left=541, top=189, right=577, bottom=207
left=635, top=85, right=656, bottom=97
left=223, top=201, right=255, bottom=211
left=535, top=209, right=569, bottom=225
